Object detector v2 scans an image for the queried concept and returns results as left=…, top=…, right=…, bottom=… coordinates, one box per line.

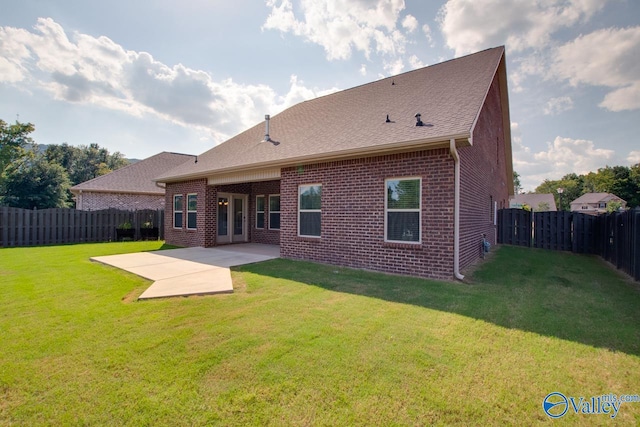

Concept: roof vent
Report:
left=415, top=113, right=424, bottom=127
left=262, top=114, right=271, bottom=142
left=386, top=114, right=391, bottom=123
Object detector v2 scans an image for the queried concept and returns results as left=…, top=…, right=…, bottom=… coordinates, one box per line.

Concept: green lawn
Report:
left=1, top=242, right=639, bottom=425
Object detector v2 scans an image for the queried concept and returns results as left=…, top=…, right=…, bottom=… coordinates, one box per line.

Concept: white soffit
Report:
left=208, top=168, right=281, bottom=185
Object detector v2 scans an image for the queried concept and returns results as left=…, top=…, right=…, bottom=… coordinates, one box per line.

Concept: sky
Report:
left=1, top=0, right=639, bottom=192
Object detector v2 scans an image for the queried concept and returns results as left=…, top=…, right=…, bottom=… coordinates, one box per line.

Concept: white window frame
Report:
left=173, top=194, right=183, bottom=229
left=384, top=177, right=422, bottom=244
left=298, top=184, right=322, bottom=238
left=269, top=194, right=281, bottom=230
left=256, top=195, right=265, bottom=229
left=187, top=193, right=197, bottom=230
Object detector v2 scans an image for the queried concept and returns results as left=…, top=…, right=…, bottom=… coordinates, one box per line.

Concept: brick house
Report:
left=70, top=152, right=195, bottom=211
left=155, top=47, right=513, bottom=280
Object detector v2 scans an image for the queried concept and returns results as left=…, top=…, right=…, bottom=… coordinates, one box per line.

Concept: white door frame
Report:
left=216, top=193, right=248, bottom=244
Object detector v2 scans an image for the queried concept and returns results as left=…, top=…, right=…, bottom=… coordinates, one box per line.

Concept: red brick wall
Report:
left=165, top=180, right=282, bottom=247
left=280, top=150, right=455, bottom=279
left=210, top=181, right=281, bottom=246
left=459, top=73, right=510, bottom=269
left=164, top=179, right=209, bottom=247
left=250, top=180, right=281, bottom=245
left=76, top=192, right=165, bottom=211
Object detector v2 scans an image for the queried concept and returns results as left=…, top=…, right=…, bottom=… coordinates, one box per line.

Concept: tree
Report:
left=533, top=165, right=640, bottom=209
left=1, top=118, right=130, bottom=208
left=537, top=202, right=551, bottom=211
left=44, top=143, right=76, bottom=173
left=0, top=119, right=35, bottom=183
left=606, top=200, right=623, bottom=213
left=630, top=164, right=640, bottom=208
left=44, top=143, right=129, bottom=185
left=2, top=151, right=71, bottom=209
left=535, top=174, right=583, bottom=211
left=609, top=166, right=636, bottom=206
left=71, top=143, right=128, bottom=184
left=513, top=171, right=522, bottom=194
left=43, top=142, right=129, bottom=205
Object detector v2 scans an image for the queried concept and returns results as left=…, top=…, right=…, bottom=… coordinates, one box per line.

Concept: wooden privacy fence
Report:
left=0, top=207, right=164, bottom=247
left=498, top=208, right=640, bottom=281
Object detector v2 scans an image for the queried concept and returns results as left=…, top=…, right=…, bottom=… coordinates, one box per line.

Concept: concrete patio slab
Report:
left=90, top=244, right=280, bottom=299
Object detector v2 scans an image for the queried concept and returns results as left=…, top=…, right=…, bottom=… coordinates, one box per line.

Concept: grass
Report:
left=1, top=242, right=639, bottom=425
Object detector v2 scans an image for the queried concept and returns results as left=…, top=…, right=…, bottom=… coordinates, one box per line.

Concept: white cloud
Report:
left=383, top=58, right=404, bottom=75
left=628, top=151, right=640, bottom=164
left=408, top=55, right=424, bottom=69
left=0, top=18, right=333, bottom=144
left=543, top=96, right=573, bottom=115
left=509, top=52, right=548, bottom=93
left=0, top=25, right=32, bottom=82
left=533, top=137, right=614, bottom=175
left=401, top=15, right=418, bottom=33
left=422, top=24, right=434, bottom=47
left=0, top=56, right=24, bottom=82
left=359, top=63, right=367, bottom=76
left=553, top=27, right=640, bottom=111
left=438, top=0, right=606, bottom=56
left=513, top=135, right=615, bottom=191
left=510, top=122, right=527, bottom=152
left=263, top=0, right=408, bottom=60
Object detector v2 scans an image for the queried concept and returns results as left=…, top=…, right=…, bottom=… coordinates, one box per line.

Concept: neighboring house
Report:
left=570, top=193, right=627, bottom=215
left=71, top=152, right=195, bottom=211
left=155, top=46, right=513, bottom=280
left=510, top=194, right=557, bottom=211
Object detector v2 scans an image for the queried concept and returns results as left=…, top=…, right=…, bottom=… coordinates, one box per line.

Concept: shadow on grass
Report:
left=236, top=246, right=640, bottom=356
left=151, top=243, right=182, bottom=251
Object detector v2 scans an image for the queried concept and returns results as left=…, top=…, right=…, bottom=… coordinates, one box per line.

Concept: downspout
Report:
left=450, top=138, right=464, bottom=281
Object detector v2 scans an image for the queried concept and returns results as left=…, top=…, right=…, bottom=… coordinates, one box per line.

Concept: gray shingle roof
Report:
left=156, top=46, right=507, bottom=183
left=571, top=193, right=626, bottom=204
left=511, top=194, right=557, bottom=210
left=70, top=152, right=195, bottom=194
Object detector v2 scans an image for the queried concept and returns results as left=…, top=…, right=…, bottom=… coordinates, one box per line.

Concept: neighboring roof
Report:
left=156, top=46, right=510, bottom=183
left=570, top=193, right=627, bottom=204
left=71, top=152, right=195, bottom=195
left=510, top=194, right=557, bottom=210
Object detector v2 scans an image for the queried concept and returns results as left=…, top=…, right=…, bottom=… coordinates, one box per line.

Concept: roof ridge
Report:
left=295, top=45, right=506, bottom=108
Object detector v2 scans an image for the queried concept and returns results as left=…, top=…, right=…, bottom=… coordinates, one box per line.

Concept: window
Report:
left=385, top=178, right=421, bottom=243
left=269, top=195, right=281, bottom=230
left=187, top=194, right=197, bottom=229
left=173, top=195, right=183, bottom=228
left=299, top=185, right=322, bottom=237
left=256, top=196, right=265, bottom=229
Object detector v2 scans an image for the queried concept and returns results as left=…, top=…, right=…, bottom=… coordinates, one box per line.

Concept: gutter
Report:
left=449, top=138, right=464, bottom=281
